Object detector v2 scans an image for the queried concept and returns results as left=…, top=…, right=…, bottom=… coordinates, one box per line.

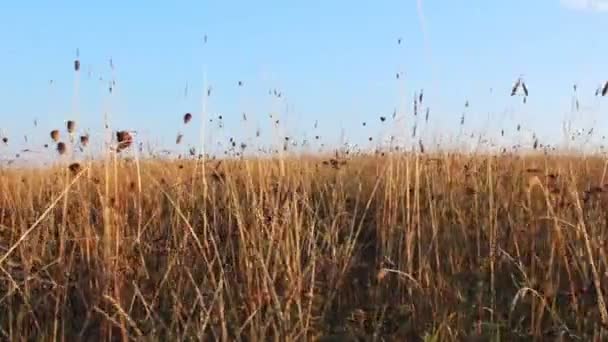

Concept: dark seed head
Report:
left=116, top=131, right=133, bottom=152
left=183, top=113, right=192, bottom=124
left=57, top=142, right=67, bottom=155
left=50, top=130, right=60, bottom=142
left=68, top=162, right=82, bottom=174
left=67, top=120, right=76, bottom=133
left=80, top=135, right=89, bottom=146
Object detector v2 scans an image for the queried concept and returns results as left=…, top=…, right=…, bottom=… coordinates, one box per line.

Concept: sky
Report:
left=0, top=0, right=607, bottom=159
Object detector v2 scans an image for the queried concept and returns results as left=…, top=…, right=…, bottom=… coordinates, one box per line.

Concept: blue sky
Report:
left=0, top=0, right=607, bottom=158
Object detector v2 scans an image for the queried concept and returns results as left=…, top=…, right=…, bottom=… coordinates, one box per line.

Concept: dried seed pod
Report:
left=57, top=142, right=67, bottom=155
left=74, top=59, right=80, bottom=72
left=183, top=113, right=192, bottom=124
left=511, top=78, right=521, bottom=96
left=176, top=133, right=183, bottom=144
left=1, top=137, right=7, bottom=145
left=116, top=131, right=133, bottom=152
left=67, top=120, right=76, bottom=133
left=80, top=134, right=89, bottom=146
left=521, top=82, right=529, bottom=97
left=50, top=130, right=60, bottom=142
left=68, top=162, right=82, bottom=174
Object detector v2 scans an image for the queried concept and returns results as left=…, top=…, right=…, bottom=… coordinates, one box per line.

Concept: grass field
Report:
left=2, top=150, right=608, bottom=341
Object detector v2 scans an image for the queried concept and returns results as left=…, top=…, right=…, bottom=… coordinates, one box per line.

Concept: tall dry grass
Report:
left=1, top=152, right=608, bottom=340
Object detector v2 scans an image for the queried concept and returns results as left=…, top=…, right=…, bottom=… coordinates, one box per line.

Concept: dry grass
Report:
left=1, top=152, right=608, bottom=340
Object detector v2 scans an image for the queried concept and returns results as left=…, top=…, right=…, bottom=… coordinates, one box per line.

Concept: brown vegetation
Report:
left=1, top=153, right=608, bottom=340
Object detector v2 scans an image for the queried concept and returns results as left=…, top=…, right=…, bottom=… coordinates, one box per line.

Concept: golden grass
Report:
left=1, top=152, right=608, bottom=340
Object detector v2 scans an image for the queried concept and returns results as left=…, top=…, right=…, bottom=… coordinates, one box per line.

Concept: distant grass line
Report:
left=1, top=152, right=608, bottom=340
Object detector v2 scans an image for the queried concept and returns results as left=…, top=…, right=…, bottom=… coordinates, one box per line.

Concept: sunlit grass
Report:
left=1, top=151, right=608, bottom=340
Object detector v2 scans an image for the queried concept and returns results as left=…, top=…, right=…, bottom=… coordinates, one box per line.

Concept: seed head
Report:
left=183, top=113, right=192, bottom=124
left=67, top=120, right=76, bottom=133
left=116, top=131, right=133, bottom=152
left=80, top=135, right=89, bottom=146
left=68, top=162, right=82, bottom=174
left=511, top=78, right=521, bottom=96
left=50, top=130, right=60, bottom=142
left=56, top=142, right=67, bottom=155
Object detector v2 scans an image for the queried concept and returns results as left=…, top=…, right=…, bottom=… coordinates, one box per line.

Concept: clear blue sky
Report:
left=0, top=0, right=607, bottom=158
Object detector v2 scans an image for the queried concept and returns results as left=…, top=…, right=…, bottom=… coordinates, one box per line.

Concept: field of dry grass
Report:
left=2, top=151, right=608, bottom=340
